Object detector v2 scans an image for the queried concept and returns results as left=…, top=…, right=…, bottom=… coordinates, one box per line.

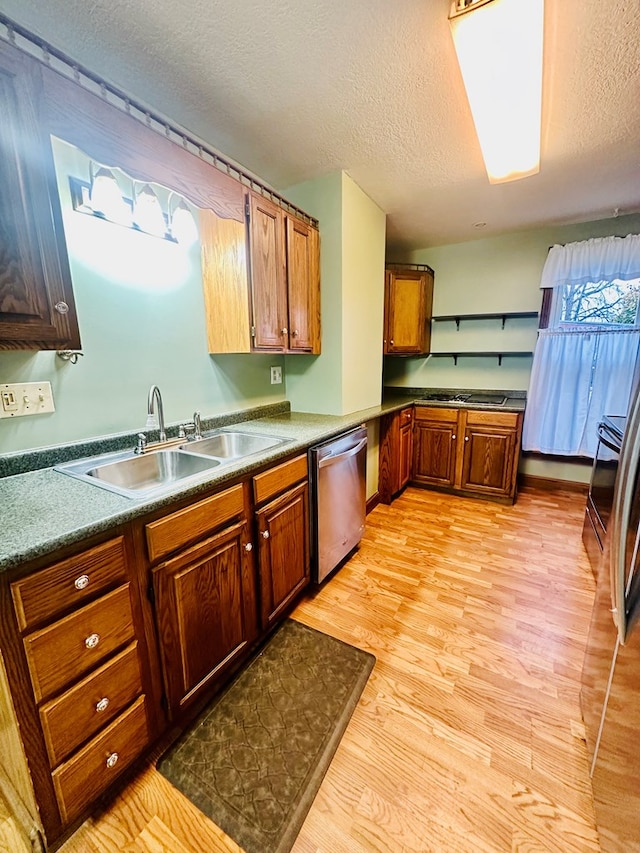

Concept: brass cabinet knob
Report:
left=292, top=329, right=299, bottom=337
left=74, top=574, right=90, bottom=590
left=105, top=752, right=119, bottom=769
left=261, top=530, right=270, bottom=539
left=95, top=697, right=109, bottom=713
left=54, top=301, right=69, bottom=315
left=85, top=633, right=100, bottom=650
left=281, top=328, right=288, bottom=335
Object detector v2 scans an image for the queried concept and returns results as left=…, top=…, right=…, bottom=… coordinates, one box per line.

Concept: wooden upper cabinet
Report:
left=383, top=265, right=434, bottom=356
left=247, top=191, right=321, bottom=355
left=248, top=193, right=288, bottom=350
left=0, top=41, right=80, bottom=350
left=286, top=215, right=320, bottom=352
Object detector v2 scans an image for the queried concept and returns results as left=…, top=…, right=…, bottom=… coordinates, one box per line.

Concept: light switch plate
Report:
left=0, top=382, right=55, bottom=418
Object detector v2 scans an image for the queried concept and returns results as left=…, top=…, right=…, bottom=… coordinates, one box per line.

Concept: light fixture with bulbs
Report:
left=70, top=166, right=199, bottom=246
left=449, top=0, right=544, bottom=184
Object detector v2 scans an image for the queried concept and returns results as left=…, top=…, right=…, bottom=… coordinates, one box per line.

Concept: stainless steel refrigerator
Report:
left=581, top=388, right=640, bottom=853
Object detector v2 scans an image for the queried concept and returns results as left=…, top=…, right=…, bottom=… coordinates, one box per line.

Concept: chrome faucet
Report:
left=147, top=385, right=166, bottom=442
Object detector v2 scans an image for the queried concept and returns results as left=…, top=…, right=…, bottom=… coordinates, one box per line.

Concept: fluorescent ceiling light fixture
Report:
left=449, top=0, right=544, bottom=184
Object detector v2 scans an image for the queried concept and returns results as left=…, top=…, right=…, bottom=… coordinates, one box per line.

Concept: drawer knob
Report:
left=244, top=542, right=253, bottom=552
left=85, top=633, right=100, bottom=650
left=261, top=530, right=270, bottom=540
left=452, top=434, right=456, bottom=440
left=281, top=328, right=288, bottom=336
left=74, top=574, right=90, bottom=591
left=464, top=436, right=469, bottom=442
left=105, top=752, right=119, bottom=769
left=95, top=697, right=110, bottom=713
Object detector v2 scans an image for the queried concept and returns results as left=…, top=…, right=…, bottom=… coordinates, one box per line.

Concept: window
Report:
left=555, top=278, right=640, bottom=327
left=523, top=236, right=640, bottom=457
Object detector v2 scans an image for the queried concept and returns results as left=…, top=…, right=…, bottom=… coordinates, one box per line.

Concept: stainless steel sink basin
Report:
left=179, top=430, right=287, bottom=459
left=55, top=429, right=290, bottom=498
left=86, top=450, right=220, bottom=492
left=56, top=448, right=221, bottom=498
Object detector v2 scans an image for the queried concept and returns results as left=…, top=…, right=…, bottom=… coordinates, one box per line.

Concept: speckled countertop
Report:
left=0, top=389, right=525, bottom=573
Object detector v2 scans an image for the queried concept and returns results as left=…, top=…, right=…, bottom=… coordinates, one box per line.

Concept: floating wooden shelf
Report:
left=433, top=312, right=539, bottom=330
left=430, top=351, right=534, bottom=366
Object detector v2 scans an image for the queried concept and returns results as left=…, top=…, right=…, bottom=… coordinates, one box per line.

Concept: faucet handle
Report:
left=193, top=411, right=203, bottom=440
left=135, top=433, right=147, bottom=454
left=179, top=422, right=196, bottom=440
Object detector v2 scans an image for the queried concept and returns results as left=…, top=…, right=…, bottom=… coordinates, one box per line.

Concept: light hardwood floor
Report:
left=49, top=486, right=599, bottom=852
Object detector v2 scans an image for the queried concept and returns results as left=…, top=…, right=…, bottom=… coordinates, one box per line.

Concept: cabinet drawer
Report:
left=40, top=642, right=142, bottom=768
left=253, top=454, right=308, bottom=505
left=465, top=410, right=520, bottom=428
left=400, top=407, right=413, bottom=425
left=145, top=483, right=245, bottom=563
left=23, top=585, right=134, bottom=703
left=11, top=537, right=127, bottom=632
left=52, top=695, right=149, bottom=824
left=414, top=406, right=458, bottom=423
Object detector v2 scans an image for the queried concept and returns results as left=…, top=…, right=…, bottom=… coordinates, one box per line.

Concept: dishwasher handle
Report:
left=317, top=437, right=367, bottom=469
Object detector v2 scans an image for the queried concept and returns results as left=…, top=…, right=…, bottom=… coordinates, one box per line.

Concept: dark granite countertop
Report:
left=0, top=389, right=525, bottom=573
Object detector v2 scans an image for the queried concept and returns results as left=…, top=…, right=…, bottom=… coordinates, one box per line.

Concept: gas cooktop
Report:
left=420, top=391, right=507, bottom=406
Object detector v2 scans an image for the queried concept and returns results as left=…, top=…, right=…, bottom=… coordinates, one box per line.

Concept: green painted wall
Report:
left=0, top=138, right=285, bottom=454
left=282, top=171, right=343, bottom=415
left=284, top=171, right=385, bottom=498
left=386, top=212, right=640, bottom=483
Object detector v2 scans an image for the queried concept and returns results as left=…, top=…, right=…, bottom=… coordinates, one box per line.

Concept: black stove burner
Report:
left=421, top=392, right=458, bottom=402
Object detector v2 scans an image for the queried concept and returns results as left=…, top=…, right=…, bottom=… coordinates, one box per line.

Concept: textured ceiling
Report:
left=1, top=0, right=639, bottom=250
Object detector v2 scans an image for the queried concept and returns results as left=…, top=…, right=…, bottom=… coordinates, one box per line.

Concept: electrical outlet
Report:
left=270, top=366, right=283, bottom=385
left=0, top=382, right=55, bottom=418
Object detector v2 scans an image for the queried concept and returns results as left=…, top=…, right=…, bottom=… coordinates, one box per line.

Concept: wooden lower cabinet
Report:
left=152, top=519, right=257, bottom=716
left=379, top=407, right=414, bottom=503
left=412, top=406, right=522, bottom=503
left=253, top=454, right=311, bottom=629
left=1, top=535, right=153, bottom=846
left=412, top=407, right=458, bottom=488
left=256, top=481, right=310, bottom=628
left=0, top=454, right=312, bottom=848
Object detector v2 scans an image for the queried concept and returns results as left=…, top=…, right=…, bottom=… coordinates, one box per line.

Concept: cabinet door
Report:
left=460, top=423, right=517, bottom=498
left=412, top=409, right=458, bottom=487
left=152, top=520, right=257, bottom=716
left=384, top=269, right=432, bottom=355
left=248, top=192, right=287, bottom=350
left=0, top=41, right=80, bottom=350
left=256, top=481, right=310, bottom=629
left=286, top=216, right=320, bottom=353
left=399, top=418, right=413, bottom=490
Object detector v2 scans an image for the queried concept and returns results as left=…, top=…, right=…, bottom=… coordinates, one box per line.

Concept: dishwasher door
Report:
left=310, top=426, right=367, bottom=583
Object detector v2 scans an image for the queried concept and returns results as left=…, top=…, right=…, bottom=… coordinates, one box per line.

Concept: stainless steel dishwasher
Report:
left=309, top=426, right=367, bottom=583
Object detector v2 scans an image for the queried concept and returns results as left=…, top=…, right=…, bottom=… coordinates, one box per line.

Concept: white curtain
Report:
left=541, top=234, right=640, bottom=289
left=522, top=328, right=640, bottom=456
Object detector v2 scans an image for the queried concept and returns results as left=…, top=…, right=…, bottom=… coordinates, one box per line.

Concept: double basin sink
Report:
left=56, top=431, right=290, bottom=499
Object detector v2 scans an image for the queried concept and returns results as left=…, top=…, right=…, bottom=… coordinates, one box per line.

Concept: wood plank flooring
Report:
left=52, top=486, right=599, bottom=853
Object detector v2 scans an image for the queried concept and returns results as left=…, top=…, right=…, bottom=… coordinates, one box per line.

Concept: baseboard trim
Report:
left=519, top=474, right=589, bottom=494
left=366, top=492, right=381, bottom=514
